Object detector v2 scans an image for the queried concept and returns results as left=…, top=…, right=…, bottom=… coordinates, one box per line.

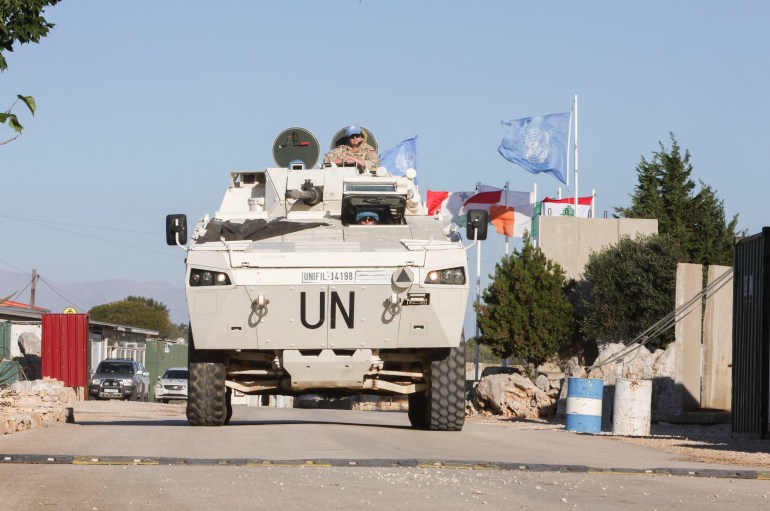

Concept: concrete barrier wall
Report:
left=538, top=217, right=658, bottom=280
left=675, top=263, right=704, bottom=412
left=702, top=265, right=733, bottom=411
left=537, top=216, right=734, bottom=414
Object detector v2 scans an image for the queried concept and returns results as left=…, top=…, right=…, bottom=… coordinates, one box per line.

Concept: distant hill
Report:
left=0, top=270, right=188, bottom=325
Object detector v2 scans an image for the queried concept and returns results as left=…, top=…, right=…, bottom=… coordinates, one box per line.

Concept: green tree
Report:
left=464, top=337, right=501, bottom=365
left=581, top=234, right=686, bottom=350
left=1, top=1, right=59, bottom=141
left=1, top=94, right=35, bottom=143
left=0, top=0, right=60, bottom=71
left=89, top=296, right=175, bottom=339
left=616, top=133, right=738, bottom=266
left=474, top=235, right=574, bottom=367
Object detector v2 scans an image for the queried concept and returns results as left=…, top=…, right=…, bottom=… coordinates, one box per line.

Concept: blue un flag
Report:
left=379, top=136, right=417, bottom=177
left=498, top=112, right=570, bottom=184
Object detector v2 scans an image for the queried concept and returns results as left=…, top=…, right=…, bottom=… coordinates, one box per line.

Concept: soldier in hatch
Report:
left=323, top=125, right=380, bottom=172
left=356, top=211, right=379, bottom=225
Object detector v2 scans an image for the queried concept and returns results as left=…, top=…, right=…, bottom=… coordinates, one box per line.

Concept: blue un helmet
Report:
left=355, top=211, right=379, bottom=223
left=346, top=125, right=363, bottom=138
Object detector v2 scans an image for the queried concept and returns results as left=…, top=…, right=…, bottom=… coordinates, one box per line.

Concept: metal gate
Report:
left=732, top=227, right=770, bottom=438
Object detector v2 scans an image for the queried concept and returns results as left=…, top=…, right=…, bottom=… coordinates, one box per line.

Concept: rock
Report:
left=534, top=375, right=550, bottom=391
left=17, top=332, right=41, bottom=357
left=0, top=378, right=75, bottom=435
left=585, top=341, right=680, bottom=422
left=475, top=373, right=556, bottom=419
left=565, top=357, right=585, bottom=378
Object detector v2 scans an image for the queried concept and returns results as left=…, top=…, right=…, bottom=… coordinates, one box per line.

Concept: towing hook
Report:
left=387, top=293, right=401, bottom=315
left=252, top=295, right=270, bottom=317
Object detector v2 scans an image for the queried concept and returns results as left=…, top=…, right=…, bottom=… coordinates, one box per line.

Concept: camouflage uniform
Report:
left=323, top=141, right=380, bottom=171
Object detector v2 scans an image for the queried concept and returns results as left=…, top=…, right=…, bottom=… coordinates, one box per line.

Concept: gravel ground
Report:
left=465, top=414, right=770, bottom=469
left=72, top=400, right=770, bottom=468
left=73, top=399, right=186, bottom=421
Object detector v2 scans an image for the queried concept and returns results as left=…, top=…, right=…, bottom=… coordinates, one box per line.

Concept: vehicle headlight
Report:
left=425, top=267, right=465, bottom=285
left=189, top=268, right=231, bottom=287
left=91, top=379, right=101, bottom=385
left=155, top=383, right=163, bottom=389
left=121, top=379, right=134, bottom=385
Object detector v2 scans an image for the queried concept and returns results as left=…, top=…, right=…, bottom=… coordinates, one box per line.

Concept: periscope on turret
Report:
left=165, top=127, right=487, bottom=431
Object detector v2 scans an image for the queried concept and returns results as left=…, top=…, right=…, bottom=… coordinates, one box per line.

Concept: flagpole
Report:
left=566, top=107, right=572, bottom=189
left=474, top=182, right=481, bottom=382
left=532, top=182, right=538, bottom=247
left=574, top=94, right=579, bottom=216
left=504, top=181, right=509, bottom=256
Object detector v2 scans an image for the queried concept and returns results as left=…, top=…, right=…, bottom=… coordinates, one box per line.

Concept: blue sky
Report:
left=1, top=1, right=768, bottom=304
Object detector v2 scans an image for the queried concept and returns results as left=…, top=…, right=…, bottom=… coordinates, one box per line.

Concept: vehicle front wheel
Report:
left=409, top=344, right=466, bottom=431
left=187, top=361, right=228, bottom=426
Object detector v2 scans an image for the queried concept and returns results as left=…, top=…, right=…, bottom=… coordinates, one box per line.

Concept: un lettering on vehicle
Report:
left=300, top=290, right=355, bottom=329
left=297, top=287, right=402, bottom=349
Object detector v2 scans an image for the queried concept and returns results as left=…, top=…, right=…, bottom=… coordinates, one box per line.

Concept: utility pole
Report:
left=30, top=269, right=37, bottom=308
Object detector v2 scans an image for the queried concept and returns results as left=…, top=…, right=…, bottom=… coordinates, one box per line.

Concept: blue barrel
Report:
left=565, top=377, right=603, bottom=433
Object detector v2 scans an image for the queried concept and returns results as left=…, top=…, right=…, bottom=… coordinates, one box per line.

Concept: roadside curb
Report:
left=1, top=454, right=768, bottom=479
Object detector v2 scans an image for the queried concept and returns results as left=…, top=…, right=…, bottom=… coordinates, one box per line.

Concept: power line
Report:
left=0, top=254, right=27, bottom=273
left=0, top=213, right=160, bottom=235
left=0, top=272, right=36, bottom=306
left=0, top=215, right=184, bottom=259
left=590, top=268, right=734, bottom=369
left=37, top=277, right=93, bottom=312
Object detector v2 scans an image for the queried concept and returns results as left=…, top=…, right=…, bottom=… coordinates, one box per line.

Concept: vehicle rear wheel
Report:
left=412, top=344, right=465, bottom=431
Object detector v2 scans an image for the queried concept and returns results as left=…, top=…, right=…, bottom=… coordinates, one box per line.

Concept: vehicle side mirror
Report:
left=166, top=214, right=188, bottom=246
left=466, top=209, right=489, bottom=240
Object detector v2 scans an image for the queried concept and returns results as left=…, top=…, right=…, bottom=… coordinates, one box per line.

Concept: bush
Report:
left=474, top=235, right=574, bottom=366
left=580, top=233, right=686, bottom=350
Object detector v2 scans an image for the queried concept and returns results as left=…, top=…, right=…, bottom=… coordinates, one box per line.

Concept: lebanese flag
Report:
left=541, top=196, right=593, bottom=217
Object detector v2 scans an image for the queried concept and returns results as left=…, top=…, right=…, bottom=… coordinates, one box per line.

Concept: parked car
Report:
left=154, top=367, right=189, bottom=403
left=88, top=359, right=150, bottom=401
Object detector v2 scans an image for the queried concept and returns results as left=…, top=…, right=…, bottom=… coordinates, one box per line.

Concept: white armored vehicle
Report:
left=166, top=127, right=487, bottom=431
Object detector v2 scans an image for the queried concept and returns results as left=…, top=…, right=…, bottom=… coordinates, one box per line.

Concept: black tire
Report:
left=425, top=344, right=466, bottom=431
left=224, top=387, right=233, bottom=425
left=187, top=361, right=227, bottom=426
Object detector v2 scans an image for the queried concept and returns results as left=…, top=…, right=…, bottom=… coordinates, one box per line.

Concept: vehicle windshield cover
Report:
left=163, top=369, right=188, bottom=379
left=96, top=362, right=133, bottom=374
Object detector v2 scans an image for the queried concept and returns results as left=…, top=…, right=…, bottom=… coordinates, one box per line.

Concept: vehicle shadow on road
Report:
left=74, top=417, right=413, bottom=430
left=74, top=418, right=191, bottom=426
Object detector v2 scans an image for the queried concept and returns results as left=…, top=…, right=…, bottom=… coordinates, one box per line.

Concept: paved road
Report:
left=0, top=405, right=768, bottom=510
